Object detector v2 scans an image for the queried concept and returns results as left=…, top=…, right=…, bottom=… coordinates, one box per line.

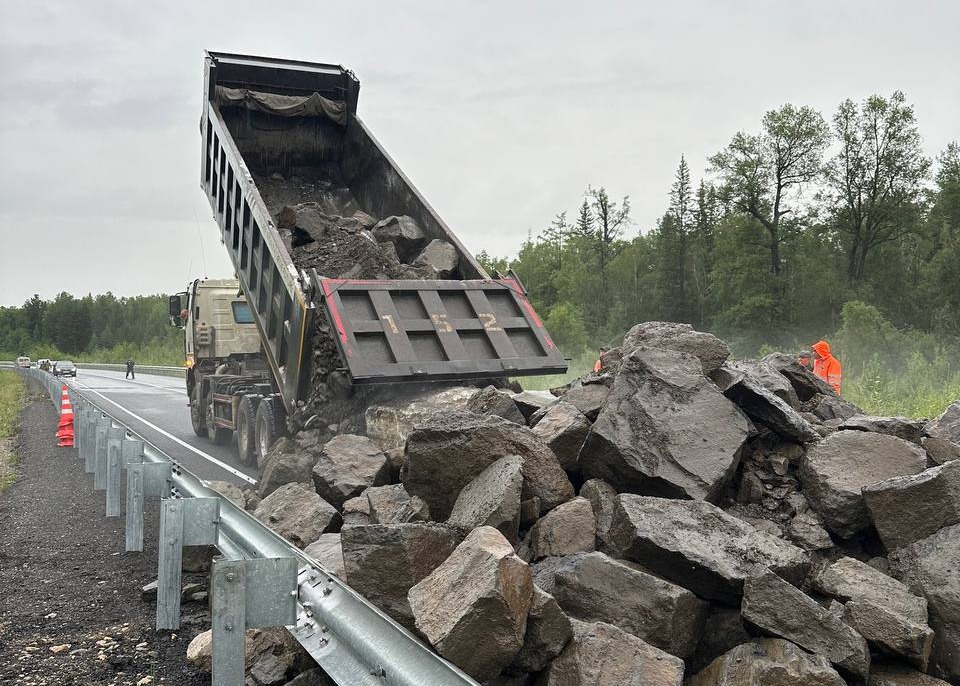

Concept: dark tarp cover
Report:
left=215, top=86, right=347, bottom=126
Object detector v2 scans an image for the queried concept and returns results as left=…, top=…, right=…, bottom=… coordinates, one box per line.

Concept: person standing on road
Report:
left=811, top=340, right=842, bottom=394
left=125, top=358, right=135, bottom=380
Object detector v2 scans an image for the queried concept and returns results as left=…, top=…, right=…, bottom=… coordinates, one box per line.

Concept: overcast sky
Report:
left=1, top=0, right=958, bottom=306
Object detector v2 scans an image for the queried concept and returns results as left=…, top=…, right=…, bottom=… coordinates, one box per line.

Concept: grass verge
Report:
left=0, top=370, right=25, bottom=493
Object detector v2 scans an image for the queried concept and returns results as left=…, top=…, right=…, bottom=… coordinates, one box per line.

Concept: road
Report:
left=67, top=368, right=258, bottom=487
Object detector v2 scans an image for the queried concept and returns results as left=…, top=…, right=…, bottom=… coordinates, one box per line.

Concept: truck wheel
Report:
left=255, top=396, right=285, bottom=467
left=206, top=391, right=233, bottom=446
left=190, top=386, right=208, bottom=437
left=235, top=395, right=260, bottom=466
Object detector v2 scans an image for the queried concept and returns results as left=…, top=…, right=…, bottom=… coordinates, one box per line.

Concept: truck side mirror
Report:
left=168, top=294, right=183, bottom=317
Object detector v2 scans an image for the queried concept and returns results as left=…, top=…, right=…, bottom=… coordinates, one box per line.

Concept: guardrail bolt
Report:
left=322, top=587, right=332, bottom=596
left=225, top=572, right=236, bottom=582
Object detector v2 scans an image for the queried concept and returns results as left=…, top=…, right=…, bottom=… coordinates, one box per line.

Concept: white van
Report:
left=16, top=356, right=31, bottom=368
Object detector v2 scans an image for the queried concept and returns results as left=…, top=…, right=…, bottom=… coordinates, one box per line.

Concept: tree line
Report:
left=0, top=292, right=179, bottom=361
left=478, top=91, right=960, bottom=367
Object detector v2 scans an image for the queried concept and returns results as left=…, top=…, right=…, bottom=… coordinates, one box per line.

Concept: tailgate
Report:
left=315, top=278, right=568, bottom=383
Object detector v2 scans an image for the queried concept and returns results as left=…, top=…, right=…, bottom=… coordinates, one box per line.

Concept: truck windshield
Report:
left=232, top=302, right=254, bottom=324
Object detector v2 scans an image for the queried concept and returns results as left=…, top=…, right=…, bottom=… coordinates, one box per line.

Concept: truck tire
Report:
left=235, top=394, right=260, bottom=466
left=206, top=391, right=233, bottom=446
left=190, top=385, right=208, bottom=437
left=255, top=396, right=285, bottom=467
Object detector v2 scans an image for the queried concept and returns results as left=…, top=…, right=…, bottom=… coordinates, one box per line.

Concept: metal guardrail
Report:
left=23, top=368, right=477, bottom=686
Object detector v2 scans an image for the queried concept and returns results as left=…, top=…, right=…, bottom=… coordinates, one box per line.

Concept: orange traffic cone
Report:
left=56, top=384, right=74, bottom=448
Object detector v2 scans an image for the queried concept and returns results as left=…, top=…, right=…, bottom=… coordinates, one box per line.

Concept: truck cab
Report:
left=170, top=278, right=274, bottom=462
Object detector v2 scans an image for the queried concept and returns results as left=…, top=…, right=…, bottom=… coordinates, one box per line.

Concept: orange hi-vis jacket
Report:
left=812, top=340, right=842, bottom=395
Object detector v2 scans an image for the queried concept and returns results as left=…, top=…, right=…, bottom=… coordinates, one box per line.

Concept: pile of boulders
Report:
left=225, top=321, right=960, bottom=685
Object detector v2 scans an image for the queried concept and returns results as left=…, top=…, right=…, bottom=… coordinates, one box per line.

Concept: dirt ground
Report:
left=0, top=391, right=209, bottom=686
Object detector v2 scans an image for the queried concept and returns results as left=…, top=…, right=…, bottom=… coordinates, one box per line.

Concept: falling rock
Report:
left=763, top=352, right=837, bottom=402
left=869, top=664, right=953, bottom=686
left=341, top=523, right=462, bottom=627
left=812, top=557, right=933, bottom=669
left=841, top=415, right=926, bottom=443
left=509, top=586, right=572, bottom=674
left=579, top=347, right=751, bottom=502
left=408, top=527, right=533, bottom=681
left=608, top=495, right=809, bottom=605
left=364, top=483, right=431, bottom=524
left=549, top=552, right=708, bottom=658
left=370, top=215, right=426, bottom=260
left=303, top=534, right=345, bottom=578
left=447, top=455, right=523, bottom=543
left=741, top=570, right=870, bottom=679
left=579, top=478, right=618, bottom=550
left=559, top=383, right=609, bottom=421
left=785, top=510, right=834, bottom=551
left=466, top=385, right=526, bottom=424
left=253, top=482, right=341, bottom=549
left=511, top=390, right=557, bottom=420
left=258, top=439, right=318, bottom=498
left=311, top=434, right=390, bottom=509
left=864, top=460, right=960, bottom=550
left=922, top=435, right=960, bottom=465
left=925, top=400, right=960, bottom=444
left=403, top=411, right=574, bottom=520
left=622, top=320, right=730, bottom=374
left=539, top=619, right=685, bottom=686
left=720, top=371, right=819, bottom=443
left=364, top=386, right=477, bottom=449
left=888, top=523, right=960, bottom=683
left=798, top=430, right=927, bottom=538
left=412, top=239, right=459, bottom=277
left=528, top=497, right=595, bottom=560
left=686, top=638, right=845, bottom=686
left=531, top=402, right=591, bottom=471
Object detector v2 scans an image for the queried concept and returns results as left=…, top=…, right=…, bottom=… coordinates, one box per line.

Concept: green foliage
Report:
left=0, top=370, right=24, bottom=492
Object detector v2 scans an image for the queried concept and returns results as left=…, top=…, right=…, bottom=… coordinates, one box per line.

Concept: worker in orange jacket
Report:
left=812, top=340, right=842, bottom=394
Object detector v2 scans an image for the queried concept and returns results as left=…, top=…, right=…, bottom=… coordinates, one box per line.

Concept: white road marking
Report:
left=81, top=370, right=187, bottom=395
left=71, top=378, right=258, bottom=485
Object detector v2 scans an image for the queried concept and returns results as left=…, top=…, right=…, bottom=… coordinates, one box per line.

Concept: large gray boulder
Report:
left=579, top=479, right=618, bottom=550
left=579, top=348, right=751, bottom=502
left=812, top=557, right=933, bottom=668
left=549, top=552, right=707, bottom=658
left=608, top=495, right=809, bottom=605
left=686, top=607, right=753, bottom=675
left=253, top=482, right=341, bottom=549
left=730, top=360, right=801, bottom=407
left=841, top=415, right=927, bottom=443
left=310, top=434, right=390, bottom=509
left=798, top=430, right=928, bottom=537
left=510, top=390, right=557, bottom=421
left=864, top=460, right=960, bottom=550
left=720, top=370, right=819, bottom=442
left=923, top=435, right=960, bottom=465
left=812, top=394, right=862, bottom=422
left=508, top=586, right=571, bottom=674
left=363, top=484, right=431, bottom=524
left=622, top=321, right=730, bottom=374
left=447, top=455, right=523, bottom=543
left=370, top=215, right=426, bottom=260
left=889, top=523, right=960, bottom=683
left=741, top=570, right=870, bottom=679
left=539, top=619, right=685, bottom=686
left=258, top=438, right=318, bottom=498
left=925, top=400, right=960, bottom=444
left=686, top=638, right=845, bottom=686
left=466, top=385, right=526, bottom=424
left=558, top=383, right=609, bottom=421
left=403, top=411, right=573, bottom=520
left=762, top=352, right=837, bottom=401
left=528, top=497, right=595, bottom=560
left=869, top=665, right=953, bottom=686
left=364, top=386, right=477, bottom=449
left=412, top=239, right=459, bottom=278
left=303, top=533, right=345, bottom=579
left=530, top=402, right=591, bottom=471
left=340, top=523, right=462, bottom=626
left=408, top=527, right=533, bottom=681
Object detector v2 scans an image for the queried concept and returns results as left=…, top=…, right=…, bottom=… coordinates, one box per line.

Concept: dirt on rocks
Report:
left=0, top=390, right=208, bottom=686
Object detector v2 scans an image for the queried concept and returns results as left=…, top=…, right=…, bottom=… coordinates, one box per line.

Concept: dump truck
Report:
left=170, top=51, right=567, bottom=465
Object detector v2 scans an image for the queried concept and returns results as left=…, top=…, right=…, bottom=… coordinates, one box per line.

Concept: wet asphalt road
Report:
left=67, top=368, right=258, bottom=487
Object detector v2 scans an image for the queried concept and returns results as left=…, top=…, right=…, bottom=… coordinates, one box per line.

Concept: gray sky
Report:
left=1, top=0, right=958, bottom=306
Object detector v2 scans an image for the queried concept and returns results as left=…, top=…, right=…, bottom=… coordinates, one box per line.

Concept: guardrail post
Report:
left=211, top=558, right=298, bottom=686
left=92, top=416, right=109, bottom=477
left=122, top=438, right=144, bottom=469
left=106, top=435, right=123, bottom=517
left=157, top=497, right=220, bottom=630
left=125, top=462, right=172, bottom=553
left=97, top=426, right=123, bottom=491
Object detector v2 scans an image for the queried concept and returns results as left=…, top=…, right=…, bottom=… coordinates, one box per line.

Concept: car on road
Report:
left=16, top=356, right=31, bottom=368
left=54, top=361, right=77, bottom=377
